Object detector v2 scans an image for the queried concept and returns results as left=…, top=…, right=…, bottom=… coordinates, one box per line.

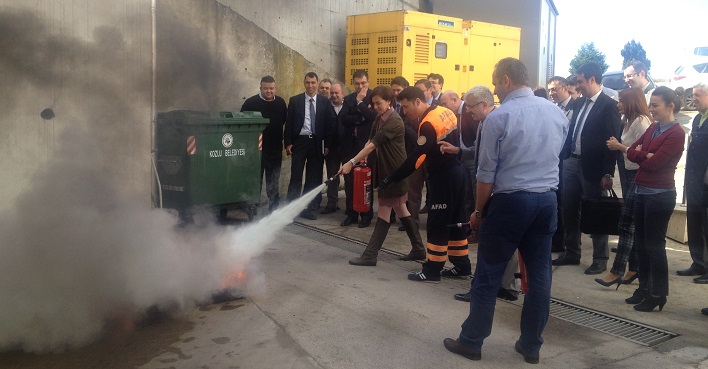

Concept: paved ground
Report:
left=3, top=190, right=706, bottom=369
left=1, top=111, right=705, bottom=369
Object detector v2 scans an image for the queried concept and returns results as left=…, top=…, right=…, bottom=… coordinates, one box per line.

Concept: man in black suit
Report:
left=339, top=70, right=376, bottom=228
left=553, top=62, right=622, bottom=275
left=547, top=76, right=576, bottom=252
left=428, top=73, right=445, bottom=102
left=321, top=81, right=345, bottom=214
left=284, top=72, right=336, bottom=220
left=548, top=76, right=575, bottom=119
left=678, top=83, right=708, bottom=290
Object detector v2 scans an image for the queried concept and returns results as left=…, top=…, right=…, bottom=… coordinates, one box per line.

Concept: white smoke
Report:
left=0, top=4, right=325, bottom=353
left=0, top=123, right=323, bottom=353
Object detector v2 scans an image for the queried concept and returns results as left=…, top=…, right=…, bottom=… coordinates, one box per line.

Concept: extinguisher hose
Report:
left=446, top=223, right=478, bottom=234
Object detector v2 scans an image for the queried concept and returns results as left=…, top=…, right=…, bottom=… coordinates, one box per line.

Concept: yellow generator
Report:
left=345, top=10, right=520, bottom=95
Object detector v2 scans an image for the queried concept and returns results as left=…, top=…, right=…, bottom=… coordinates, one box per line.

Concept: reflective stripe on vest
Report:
left=418, top=106, right=458, bottom=142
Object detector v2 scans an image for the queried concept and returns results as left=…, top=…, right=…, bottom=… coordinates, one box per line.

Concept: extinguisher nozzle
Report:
left=325, top=173, right=340, bottom=186
left=446, top=223, right=468, bottom=228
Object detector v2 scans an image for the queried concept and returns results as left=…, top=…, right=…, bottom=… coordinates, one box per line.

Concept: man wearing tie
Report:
left=285, top=72, right=336, bottom=220
left=428, top=73, right=445, bottom=102
left=548, top=76, right=575, bottom=119
left=553, top=63, right=622, bottom=274
left=547, top=76, right=576, bottom=252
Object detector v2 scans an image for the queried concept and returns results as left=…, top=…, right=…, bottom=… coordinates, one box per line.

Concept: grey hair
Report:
left=694, top=82, right=708, bottom=92
left=463, top=85, right=494, bottom=105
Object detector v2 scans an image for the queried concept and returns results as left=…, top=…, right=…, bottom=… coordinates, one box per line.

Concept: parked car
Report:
left=671, top=61, right=708, bottom=110
left=602, top=71, right=629, bottom=92
left=693, top=46, right=708, bottom=57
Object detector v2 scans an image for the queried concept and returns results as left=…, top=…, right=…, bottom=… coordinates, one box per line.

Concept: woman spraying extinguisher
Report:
left=339, top=85, right=426, bottom=266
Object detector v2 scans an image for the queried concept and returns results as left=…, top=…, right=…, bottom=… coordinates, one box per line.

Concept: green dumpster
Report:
left=155, top=110, right=269, bottom=220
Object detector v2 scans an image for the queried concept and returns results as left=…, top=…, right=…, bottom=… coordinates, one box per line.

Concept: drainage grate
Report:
left=549, top=299, right=679, bottom=346
left=291, top=222, right=409, bottom=258
left=291, top=223, right=679, bottom=347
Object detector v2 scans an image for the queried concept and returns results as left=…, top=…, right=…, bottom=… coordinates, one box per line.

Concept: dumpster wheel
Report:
left=246, top=205, right=257, bottom=221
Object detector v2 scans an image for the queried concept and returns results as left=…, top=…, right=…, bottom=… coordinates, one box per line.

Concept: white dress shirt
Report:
left=301, top=93, right=317, bottom=135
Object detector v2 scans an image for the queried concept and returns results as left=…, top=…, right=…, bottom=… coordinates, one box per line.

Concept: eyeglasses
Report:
left=465, top=101, right=484, bottom=110
left=623, top=73, right=638, bottom=80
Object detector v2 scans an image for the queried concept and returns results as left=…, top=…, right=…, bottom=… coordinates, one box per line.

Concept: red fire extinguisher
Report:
left=352, top=161, right=372, bottom=213
left=518, top=251, right=528, bottom=294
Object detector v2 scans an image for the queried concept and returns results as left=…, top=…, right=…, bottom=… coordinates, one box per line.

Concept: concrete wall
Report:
left=433, top=0, right=558, bottom=87
left=0, top=0, right=152, bottom=210
left=221, top=0, right=419, bottom=85
left=156, top=0, right=328, bottom=111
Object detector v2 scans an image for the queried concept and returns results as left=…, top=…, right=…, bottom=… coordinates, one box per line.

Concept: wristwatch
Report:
left=349, top=158, right=357, bottom=165
left=473, top=210, right=484, bottom=218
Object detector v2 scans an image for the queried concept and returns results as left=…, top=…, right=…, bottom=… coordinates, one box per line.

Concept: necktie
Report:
left=309, top=98, right=316, bottom=135
left=570, top=99, right=591, bottom=153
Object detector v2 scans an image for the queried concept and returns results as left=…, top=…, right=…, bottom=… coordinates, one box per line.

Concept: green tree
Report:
left=569, top=42, right=609, bottom=75
left=621, top=39, right=651, bottom=70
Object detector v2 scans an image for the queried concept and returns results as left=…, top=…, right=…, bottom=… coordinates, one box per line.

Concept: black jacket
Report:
left=561, top=91, right=622, bottom=182
left=284, top=93, right=336, bottom=150
left=339, top=90, right=376, bottom=156
left=685, top=113, right=708, bottom=206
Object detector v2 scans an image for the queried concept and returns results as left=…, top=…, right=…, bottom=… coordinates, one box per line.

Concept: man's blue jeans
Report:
left=459, top=191, right=556, bottom=354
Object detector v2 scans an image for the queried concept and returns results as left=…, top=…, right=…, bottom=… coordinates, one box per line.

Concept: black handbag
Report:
left=580, top=189, right=623, bottom=235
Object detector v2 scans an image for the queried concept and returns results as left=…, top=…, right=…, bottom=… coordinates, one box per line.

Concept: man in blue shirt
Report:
left=443, top=58, right=569, bottom=364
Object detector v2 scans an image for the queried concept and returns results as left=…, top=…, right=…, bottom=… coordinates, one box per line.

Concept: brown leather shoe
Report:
left=399, top=250, right=426, bottom=261
left=443, top=338, right=480, bottom=360
left=348, top=257, right=377, bottom=266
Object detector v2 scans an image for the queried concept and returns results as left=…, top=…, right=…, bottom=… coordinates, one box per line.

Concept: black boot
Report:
left=625, top=288, right=646, bottom=304
left=633, top=295, right=667, bottom=312
left=399, top=216, right=426, bottom=261
left=349, top=218, right=391, bottom=266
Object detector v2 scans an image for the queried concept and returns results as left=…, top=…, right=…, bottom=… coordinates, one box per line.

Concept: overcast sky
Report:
left=552, top=0, right=707, bottom=79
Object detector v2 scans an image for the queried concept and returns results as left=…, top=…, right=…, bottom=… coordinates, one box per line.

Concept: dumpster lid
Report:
left=157, top=110, right=267, bottom=125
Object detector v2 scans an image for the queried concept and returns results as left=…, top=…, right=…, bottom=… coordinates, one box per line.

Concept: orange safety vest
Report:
left=418, top=106, right=458, bottom=142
